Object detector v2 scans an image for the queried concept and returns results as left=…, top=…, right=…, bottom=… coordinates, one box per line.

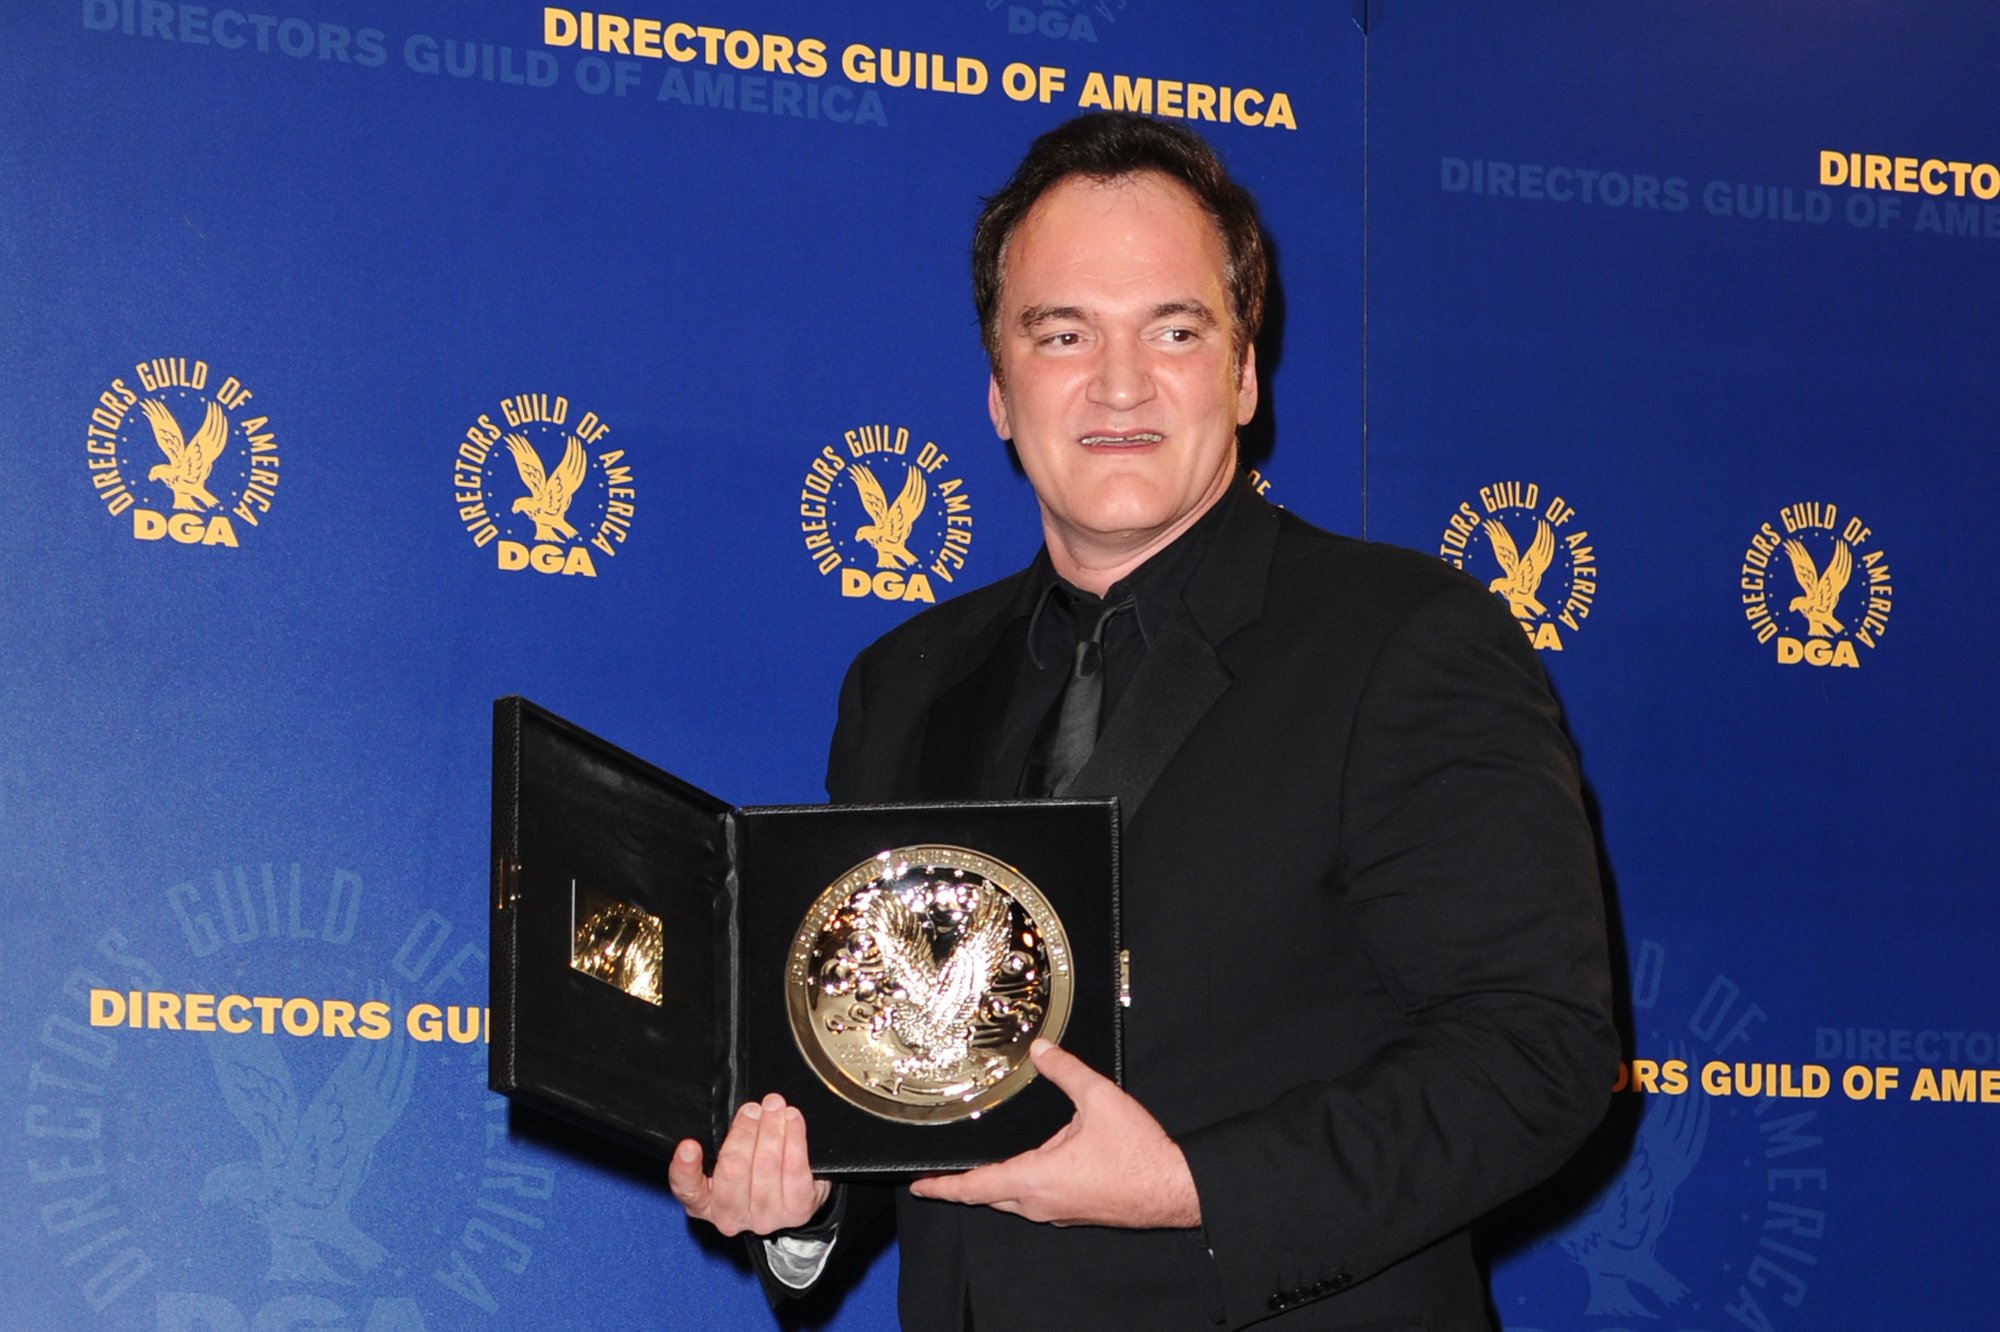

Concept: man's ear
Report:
left=1234, top=341, right=1260, bottom=426
left=987, top=373, right=1012, bottom=441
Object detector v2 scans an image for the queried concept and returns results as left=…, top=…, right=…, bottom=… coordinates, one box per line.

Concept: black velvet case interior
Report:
left=490, top=697, right=1123, bottom=1177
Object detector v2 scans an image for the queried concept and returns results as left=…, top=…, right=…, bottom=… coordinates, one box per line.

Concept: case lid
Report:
left=490, top=696, right=736, bottom=1161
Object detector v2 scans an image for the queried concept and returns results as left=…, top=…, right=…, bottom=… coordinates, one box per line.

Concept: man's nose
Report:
left=1087, top=340, right=1156, bottom=411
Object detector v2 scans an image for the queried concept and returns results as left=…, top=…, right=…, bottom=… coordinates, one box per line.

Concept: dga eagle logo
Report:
left=83, top=357, right=280, bottom=546
left=141, top=399, right=228, bottom=512
left=852, top=462, right=928, bottom=571
left=504, top=432, right=588, bottom=543
left=1739, top=502, right=1892, bottom=667
left=1438, top=481, right=1598, bottom=650
left=450, top=393, right=636, bottom=577
left=798, top=424, right=974, bottom=604
left=200, top=987, right=414, bottom=1283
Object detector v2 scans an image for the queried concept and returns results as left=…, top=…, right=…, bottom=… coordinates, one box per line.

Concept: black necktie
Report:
left=1020, top=594, right=1131, bottom=797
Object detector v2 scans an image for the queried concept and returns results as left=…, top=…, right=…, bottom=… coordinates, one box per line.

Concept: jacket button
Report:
left=1267, top=1293, right=1289, bottom=1311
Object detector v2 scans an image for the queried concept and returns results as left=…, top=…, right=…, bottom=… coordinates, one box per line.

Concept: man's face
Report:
left=987, top=171, right=1258, bottom=583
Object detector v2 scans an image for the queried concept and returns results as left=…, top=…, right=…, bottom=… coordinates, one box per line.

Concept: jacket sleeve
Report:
left=1172, top=578, right=1619, bottom=1320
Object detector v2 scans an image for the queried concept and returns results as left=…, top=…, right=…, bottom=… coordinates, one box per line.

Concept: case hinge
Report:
left=494, top=856, right=521, bottom=911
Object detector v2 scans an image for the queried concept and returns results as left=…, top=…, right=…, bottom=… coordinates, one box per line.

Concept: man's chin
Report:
left=1048, top=493, right=1209, bottom=557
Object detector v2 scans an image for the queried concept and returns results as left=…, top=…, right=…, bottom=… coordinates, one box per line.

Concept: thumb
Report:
left=666, top=1139, right=710, bottom=1210
left=1028, top=1039, right=1105, bottom=1102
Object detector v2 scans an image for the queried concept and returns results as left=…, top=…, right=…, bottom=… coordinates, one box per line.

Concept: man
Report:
left=671, top=113, right=1616, bottom=1329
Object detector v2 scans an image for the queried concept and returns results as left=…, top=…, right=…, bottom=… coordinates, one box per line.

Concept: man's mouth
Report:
left=1078, top=432, right=1163, bottom=447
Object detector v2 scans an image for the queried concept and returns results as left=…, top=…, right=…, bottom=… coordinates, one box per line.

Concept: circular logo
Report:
left=797, top=424, right=975, bottom=605
left=1737, top=501, right=1892, bottom=668
left=451, top=393, right=635, bottom=577
left=84, top=357, right=279, bottom=548
left=787, top=845, right=1070, bottom=1123
left=1438, top=480, right=1598, bottom=651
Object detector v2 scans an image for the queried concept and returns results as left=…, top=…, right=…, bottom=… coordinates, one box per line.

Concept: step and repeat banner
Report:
left=1, top=1, right=1990, bottom=1327
left=1364, top=6, right=1998, bottom=1329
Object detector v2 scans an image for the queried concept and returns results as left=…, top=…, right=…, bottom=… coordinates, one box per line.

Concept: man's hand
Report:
left=907, top=1040, right=1201, bottom=1229
left=667, top=1093, right=832, bottom=1237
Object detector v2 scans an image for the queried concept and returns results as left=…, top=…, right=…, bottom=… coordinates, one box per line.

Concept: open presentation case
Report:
left=488, top=697, right=1123, bottom=1176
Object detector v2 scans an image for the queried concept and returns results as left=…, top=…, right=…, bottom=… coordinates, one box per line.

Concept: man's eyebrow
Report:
left=1018, top=304, right=1087, bottom=331
left=1015, top=300, right=1221, bottom=331
left=1150, top=299, right=1219, bottom=326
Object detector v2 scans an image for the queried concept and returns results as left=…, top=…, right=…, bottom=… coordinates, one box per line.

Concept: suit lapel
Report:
left=914, top=582, right=1037, bottom=801
left=1067, top=482, right=1280, bottom=825
left=1065, top=610, right=1228, bottom=823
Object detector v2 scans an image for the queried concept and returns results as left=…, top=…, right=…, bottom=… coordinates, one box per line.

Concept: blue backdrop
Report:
left=4, top=2, right=1993, bottom=1327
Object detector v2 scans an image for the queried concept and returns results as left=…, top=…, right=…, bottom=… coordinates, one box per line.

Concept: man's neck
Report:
left=1042, top=476, right=1236, bottom=596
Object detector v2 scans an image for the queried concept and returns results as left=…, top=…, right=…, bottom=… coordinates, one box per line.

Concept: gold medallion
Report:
left=786, top=846, right=1072, bottom=1124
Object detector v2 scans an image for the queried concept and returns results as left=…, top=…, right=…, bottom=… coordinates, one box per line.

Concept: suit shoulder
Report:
left=848, top=565, right=1031, bottom=673
left=1256, top=506, right=1557, bottom=712
left=1267, top=506, right=1489, bottom=616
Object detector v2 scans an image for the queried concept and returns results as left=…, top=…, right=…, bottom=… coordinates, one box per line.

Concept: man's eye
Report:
left=1041, top=331, right=1082, bottom=347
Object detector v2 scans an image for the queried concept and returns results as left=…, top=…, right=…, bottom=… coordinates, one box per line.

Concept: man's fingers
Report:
left=747, top=1094, right=791, bottom=1223
left=709, top=1103, right=757, bottom=1188
left=692, top=1101, right=768, bottom=1234
left=913, top=1160, right=1066, bottom=1223
left=911, top=1159, right=1017, bottom=1207
left=713, top=1100, right=762, bottom=1177
left=670, top=1098, right=834, bottom=1236
left=780, top=1106, right=824, bottom=1219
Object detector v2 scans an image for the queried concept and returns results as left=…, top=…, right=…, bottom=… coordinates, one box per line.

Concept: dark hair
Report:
left=972, top=112, right=1267, bottom=372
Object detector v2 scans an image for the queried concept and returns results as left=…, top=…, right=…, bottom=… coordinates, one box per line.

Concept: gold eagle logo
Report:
left=865, top=886, right=1014, bottom=1077
left=1783, top=538, right=1852, bottom=638
left=505, top=433, right=588, bottom=543
left=140, top=398, right=229, bottom=512
left=849, top=463, right=927, bottom=570
left=1485, top=516, right=1556, bottom=619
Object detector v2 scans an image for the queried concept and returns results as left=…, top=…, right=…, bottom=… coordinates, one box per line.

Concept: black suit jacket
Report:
left=814, top=482, right=1616, bottom=1329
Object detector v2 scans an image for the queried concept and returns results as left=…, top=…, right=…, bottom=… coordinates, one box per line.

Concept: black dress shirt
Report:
left=995, top=493, right=1234, bottom=792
